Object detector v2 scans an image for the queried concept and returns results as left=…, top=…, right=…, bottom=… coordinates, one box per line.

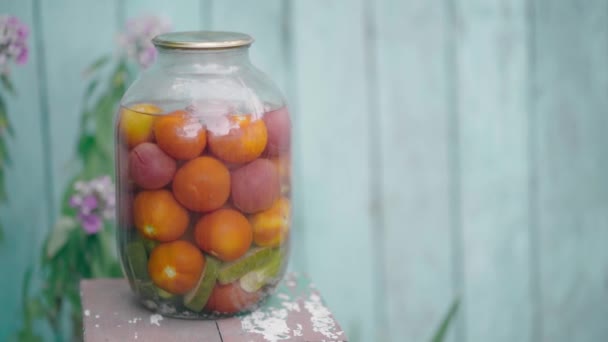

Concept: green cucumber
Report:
left=217, top=247, right=278, bottom=284
left=126, top=239, right=149, bottom=280
left=184, top=257, right=220, bottom=312
left=239, top=251, right=283, bottom=293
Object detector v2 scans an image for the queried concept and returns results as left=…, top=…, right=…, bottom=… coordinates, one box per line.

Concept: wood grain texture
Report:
left=0, top=1, right=52, bottom=340
left=39, top=0, right=119, bottom=215
left=216, top=273, right=346, bottom=342
left=291, top=1, right=376, bottom=341
left=532, top=1, right=608, bottom=341
left=124, top=0, right=202, bottom=31
left=209, top=0, right=289, bottom=97
left=454, top=0, right=533, bottom=341
left=81, top=279, right=222, bottom=342
left=81, top=273, right=345, bottom=342
left=374, top=0, right=455, bottom=341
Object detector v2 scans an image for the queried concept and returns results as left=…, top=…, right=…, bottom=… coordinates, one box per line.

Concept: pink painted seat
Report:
left=80, top=272, right=347, bottom=342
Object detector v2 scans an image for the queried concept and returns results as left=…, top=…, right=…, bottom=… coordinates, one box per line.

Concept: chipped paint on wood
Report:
left=81, top=273, right=346, bottom=342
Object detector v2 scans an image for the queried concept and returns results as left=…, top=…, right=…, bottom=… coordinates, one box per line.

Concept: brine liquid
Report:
left=115, top=102, right=292, bottom=318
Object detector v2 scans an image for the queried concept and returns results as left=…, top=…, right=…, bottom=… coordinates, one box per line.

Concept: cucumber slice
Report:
left=141, top=236, right=159, bottom=255
left=217, top=247, right=278, bottom=284
left=135, top=280, right=156, bottom=299
left=156, top=287, right=175, bottom=300
left=184, top=257, right=220, bottom=312
left=126, top=239, right=149, bottom=280
left=239, top=251, right=283, bottom=293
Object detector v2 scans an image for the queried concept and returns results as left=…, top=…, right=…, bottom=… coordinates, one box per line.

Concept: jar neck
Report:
left=155, top=46, right=252, bottom=70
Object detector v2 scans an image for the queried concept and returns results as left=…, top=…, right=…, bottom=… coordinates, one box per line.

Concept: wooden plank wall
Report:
left=533, top=1, right=608, bottom=341
left=0, top=1, right=607, bottom=341
left=292, top=1, right=377, bottom=341
left=374, top=0, right=454, bottom=341
left=454, top=0, right=532, bottom=341
left=0, top=0, right=50, bottom=338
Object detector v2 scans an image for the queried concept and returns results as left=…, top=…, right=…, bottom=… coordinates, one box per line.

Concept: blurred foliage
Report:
left=0, top=74, right=16, bottom=242
left=431, top=298, right=460, bottom=342
left=13, top=56, right=132, bottom=342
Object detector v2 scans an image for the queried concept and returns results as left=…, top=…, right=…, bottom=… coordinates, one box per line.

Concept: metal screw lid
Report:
left=152, top=31, right=254, bottom=50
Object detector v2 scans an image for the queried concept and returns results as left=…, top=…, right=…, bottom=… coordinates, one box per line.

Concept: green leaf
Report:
left=0, top=116, right=15, bottom=138
left=84, top=78, right=100, bottom=103
left=1, top=75, right=16, bottom=95
left=112, top=61, right=129, bottom=88
left=83, top=55, right=110, bottom=76
left=21, top=268, right=33, bottom=319
left=0, top=134, right=12, bottom=166
left=0, top=166, right=6, bottom=202
left=26, top=297, right=45, bottom=319
left=59, top=176, right=82, bottom=215
left=46, top=216, right=78, bottom=259
left=0, top=93, right=14, bottom=137
left=65, top=288, right=81, bottom=311
left=15, top=329, right=43, bottom=342
left=76, top=134, right=96, bottom=162
left=431, top=299, right=460, bottom=342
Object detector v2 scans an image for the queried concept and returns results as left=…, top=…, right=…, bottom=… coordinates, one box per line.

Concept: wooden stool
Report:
left=80, top=273, right=347, bottom=341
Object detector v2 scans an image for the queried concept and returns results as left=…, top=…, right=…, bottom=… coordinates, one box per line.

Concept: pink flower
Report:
left=0, top=14, right=30, bottom=73
left=116, top=15, right=172, bottom=68
left=78, top=213, right=103, bottom=234
left=69, top=175, right=115, bottom=235
left=16, top=46, right=28, bottom=64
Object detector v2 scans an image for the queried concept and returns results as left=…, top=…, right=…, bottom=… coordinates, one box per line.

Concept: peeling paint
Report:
left=150, top=314, right=163, bottom=326
left=304, top=293, right=342, bottom=340
left=241, top=308, right=291, bottom=341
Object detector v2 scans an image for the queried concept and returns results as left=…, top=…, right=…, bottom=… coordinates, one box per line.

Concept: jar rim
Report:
left=152, top=31, right=254, bottom=50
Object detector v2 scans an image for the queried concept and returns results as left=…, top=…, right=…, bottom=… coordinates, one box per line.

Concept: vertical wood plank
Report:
left=374, top=0, right=455, bottom=341
left=124, top=0, right=201, bottom=30
left=292, top=0, right=377, bottom=341
left=210, top=0, right=289, bottom=93
left=532, top=1, right=608, bottom=341
left=454, top=0, right=533, bottom=341
left=40, top=0, right=118, bottom=214
left=0, top=0, right=52, bottom=339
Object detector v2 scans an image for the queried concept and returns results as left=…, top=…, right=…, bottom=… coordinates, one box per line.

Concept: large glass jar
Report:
left=114, top=31, right=291, bottom=319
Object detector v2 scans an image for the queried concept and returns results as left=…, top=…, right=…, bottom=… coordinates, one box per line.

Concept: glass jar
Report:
left=114, top=31, right=291, bottom=318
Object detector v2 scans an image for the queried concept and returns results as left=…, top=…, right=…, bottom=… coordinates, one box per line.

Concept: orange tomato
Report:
left=207, top=115, right=267, bottom=164
left=194, top=209, right=253, bottom=262
left=249, top=197, right=290, bottom=247
left=154, top=110, right=207, bottom=160
left=133, top=190, right=189, bottom=242
left=172, top=156, right=231, bottom=212
left=204, top=282, right=262, bottom=314
left=119, top=103, right=162, bottom=148
left=148, top=240, right=205, bottom=295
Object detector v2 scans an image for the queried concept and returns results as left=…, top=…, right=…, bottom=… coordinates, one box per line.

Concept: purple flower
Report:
left=16, top=46, right=27, bottom=64
left=0, top=14, right=30, bottom=73
left=80, top=194, right=99, bottom=214
left=116, top=15, right=171, bottom=68
left=70, top=175, right=116, bottom=234
left=78, top=213, right=103, bottom=234
left=69, top=195, right=82, bottom=208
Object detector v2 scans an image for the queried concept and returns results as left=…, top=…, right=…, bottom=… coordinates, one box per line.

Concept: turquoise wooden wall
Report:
left=1, top=0, right=607, bottom=341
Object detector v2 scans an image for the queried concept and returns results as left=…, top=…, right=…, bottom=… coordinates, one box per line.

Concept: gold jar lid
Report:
left=152, top=31, right=254, bottom=50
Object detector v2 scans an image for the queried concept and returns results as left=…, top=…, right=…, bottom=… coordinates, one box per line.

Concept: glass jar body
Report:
left=114, top=41, right=291, bottom=319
